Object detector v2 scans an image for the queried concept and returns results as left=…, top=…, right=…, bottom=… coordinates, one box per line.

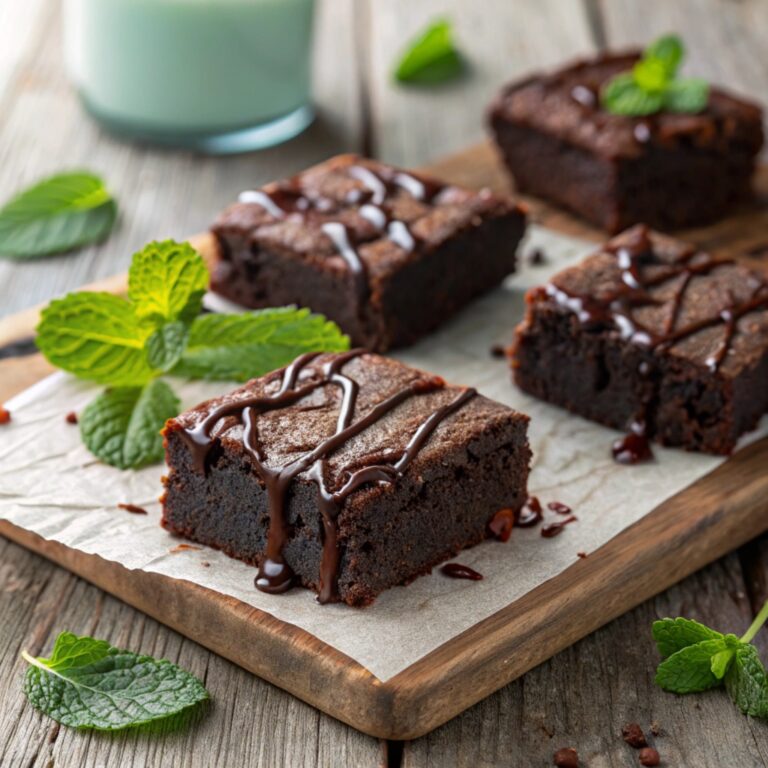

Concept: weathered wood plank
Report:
left=0, top=0, right=362, bottom=321
left=363, top=0, right=597, bottom=166
left=402, top=553, right=768, bottom=767
left=0, top=539, right=384, bottom=768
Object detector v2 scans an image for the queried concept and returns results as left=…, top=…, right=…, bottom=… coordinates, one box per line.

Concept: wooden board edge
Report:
left=0, top=520, right=400, bottom=737
left=378, top=436, right=768, bottom=738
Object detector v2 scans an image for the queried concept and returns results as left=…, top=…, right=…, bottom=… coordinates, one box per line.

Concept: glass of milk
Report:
left=64, top=0, right=315, bottom=153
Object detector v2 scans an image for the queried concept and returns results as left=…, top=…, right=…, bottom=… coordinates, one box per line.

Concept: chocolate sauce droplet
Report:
left=517, top=496, right=543, bottom=527
left=541, top=516, right=577, bottom=538
left=612, top=424, right=654, bottom=465
left=255, top=557, right=295, bottom=594
left=547, top=501, right=572, bottom=515
left=488, top=508, right=515, bottom=542
left=441, top=563, right=483, bottom=581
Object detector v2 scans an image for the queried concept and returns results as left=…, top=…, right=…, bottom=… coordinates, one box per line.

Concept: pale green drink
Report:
left=64, top=0, right=315, bottom=152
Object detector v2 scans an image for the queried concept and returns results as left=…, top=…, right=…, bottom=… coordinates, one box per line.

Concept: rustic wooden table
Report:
left=2, top=1, right=768, bottom=765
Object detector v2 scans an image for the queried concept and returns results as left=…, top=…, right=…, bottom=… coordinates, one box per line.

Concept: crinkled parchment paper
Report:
left=2, top=225, right=765, bottom=682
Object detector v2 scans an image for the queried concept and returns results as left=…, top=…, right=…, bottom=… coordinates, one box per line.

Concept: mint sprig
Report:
left=35, top=240, right=349, bottom=469
left=22, top=631, right=208, bottom=730
left=0, top=172, right=117, bottom=259
left=653, top=600, right=768, bottom=718
left=394, top=19, right=464, bottom=85
left=602, top=34, right=709, bottom=116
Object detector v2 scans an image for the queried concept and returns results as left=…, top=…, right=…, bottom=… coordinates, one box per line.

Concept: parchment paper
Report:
left=2, top=225, right=765, bottom=682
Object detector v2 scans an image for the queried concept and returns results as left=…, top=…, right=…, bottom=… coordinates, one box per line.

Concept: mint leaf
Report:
left=645, top=34, right=684, bottom=76
left=128, top=240, right=208, bottom=326
left=724, top=644, right=768, bottom=717
left=655, top=639, right=727, bottom=693
left=394, top=20, right=464, bottom=85
left=174, top=308, right=349, bottom=382
left=80, top=380, right=180, bottom=469
left=711, top=647, right=737, bottom=680
left=652, top=617, right=724, bottom=657
left=602, top=74, right=665, bottom=116
left=22, top=631, right=208, bottom=730
left=0, top=172, right=116, bottom=259
left=633, top=58, right=670, bottom=93
left=663, top=78, right=709, bottom=113
left=146, top=322, right=188, bottom=372
left=36, top=292, right=155, bottom=386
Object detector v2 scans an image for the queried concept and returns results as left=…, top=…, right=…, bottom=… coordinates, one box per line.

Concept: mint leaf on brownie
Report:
left=22, top=631, right=208, bottom=730
left=80, top=380, right=180, bottom=469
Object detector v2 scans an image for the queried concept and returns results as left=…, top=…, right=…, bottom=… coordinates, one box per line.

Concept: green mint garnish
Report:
left=601, top=34, right=709, bottom=116
left=653, top=600, right=768, bottom=718
left=394, top=19, right=464, bottom=85
left=0, top=172, right=117, bottom=259
left=175, top=309, right=351, bottom=382
left=35, top=240, right=350, bottom=469
left=22, top=631, right=208, bottom=731
left=79, top=380, right=180, bottom=469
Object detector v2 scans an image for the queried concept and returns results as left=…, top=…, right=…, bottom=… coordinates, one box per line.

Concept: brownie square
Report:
left=511, top=225, right=768, bottom=455
left=161, top=351, right=531, bottom=606
left=210, top=154, right=526, bottom=351
left=488, top=52, right=764, bottom=233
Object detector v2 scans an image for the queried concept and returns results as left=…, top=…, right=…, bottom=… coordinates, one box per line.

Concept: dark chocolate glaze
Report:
left=180, top=350, right=476, bottom=603
left=441, top=563, right=484, bottom=580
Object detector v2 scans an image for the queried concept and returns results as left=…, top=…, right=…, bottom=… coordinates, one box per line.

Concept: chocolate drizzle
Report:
left=180, top=350, right=476, bottom=603
left=238, top=163, right=445, bottom=305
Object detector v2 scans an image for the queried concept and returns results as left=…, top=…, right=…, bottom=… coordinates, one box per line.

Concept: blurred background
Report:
left=1, top=0, right=767, bottom=318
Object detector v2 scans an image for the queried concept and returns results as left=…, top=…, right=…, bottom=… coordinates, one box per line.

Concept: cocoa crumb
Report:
left=65, top=411, right=78, bottom=425
left=553, top=747, right=579, bottom=767
left=201, top=561, right=211, bottom=568
left=118, top=503, right=148, bottom=515
left=0, top=406, right=11, bottom=424
left=528, top=248, right=547, bottom=266
left=622, top=722, right=647, bottom=749
left=577, top=551, right=588, bottom=559
left=490, top=344, right=507, bottom=359
left=170, top=543, right=202, bottom=553
left=639, top=747, right=660, bottom=766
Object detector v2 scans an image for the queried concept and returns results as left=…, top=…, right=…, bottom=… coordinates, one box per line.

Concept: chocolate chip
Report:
left=639, top=747, right=660, bottom=766
left=622, top=722, right=648, bottom=749
left=553, top=747, right=579, bottom=767
left=65, top=411, right=78, bottom=424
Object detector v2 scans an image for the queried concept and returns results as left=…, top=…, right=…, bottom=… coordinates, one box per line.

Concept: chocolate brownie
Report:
left=161, top=350, right=531, bottom=606
left=211, top=154, right=527, bottom=351
left=511, top=225, right=768, bottom=455
left=488, top=52, right=764, bottom=233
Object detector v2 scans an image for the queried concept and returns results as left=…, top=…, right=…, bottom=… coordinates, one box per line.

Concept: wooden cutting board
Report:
left=1, top=141, right=768, bottom=740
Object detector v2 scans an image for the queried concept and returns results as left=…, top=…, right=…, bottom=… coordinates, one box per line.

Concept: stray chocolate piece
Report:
left=162, top=351, right=531, bottom=606
left=440, top=563, right=483, bottom=581
left=118, top=503, right=148, bottom=515
left=0, top=406, right=11, bottom=424
left=65, top=411, right=78, bottom=425
left=490, top=343, right=507, bottom=359
left=528, top=248, right=547, bottom=266
left=211, top=154, right=527, bottom=351
left=576, top=551, right=588, bottom=559
left=639, top=747, right=661, bottom=766
left=622, top=722, right=648, bottom=749
left=553, top=747, right=579, bottom=767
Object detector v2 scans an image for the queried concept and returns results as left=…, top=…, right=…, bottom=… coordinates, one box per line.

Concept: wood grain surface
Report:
left=2, top=0, right=768, bottom=765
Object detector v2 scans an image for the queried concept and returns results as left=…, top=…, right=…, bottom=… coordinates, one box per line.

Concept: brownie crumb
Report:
left=528, top=248, right=547, bottom=266
left=577, top=551, right=588, bottom=559
left=553, top=747, right=579, bottom=767
left=639, top=747, right=660, bottom=766
left=490, top=343, right=507, bottom=359
left=170, top=543, right=202, bottom=553
left=622, top=722, right=647, bottom=749
left=201, top=561, right=211, bottom=568
left=65, top=411, right=78, bottom=425
left=118, top=503, right=148, bottom=515
left=0, top=406, right=11, bottom=424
